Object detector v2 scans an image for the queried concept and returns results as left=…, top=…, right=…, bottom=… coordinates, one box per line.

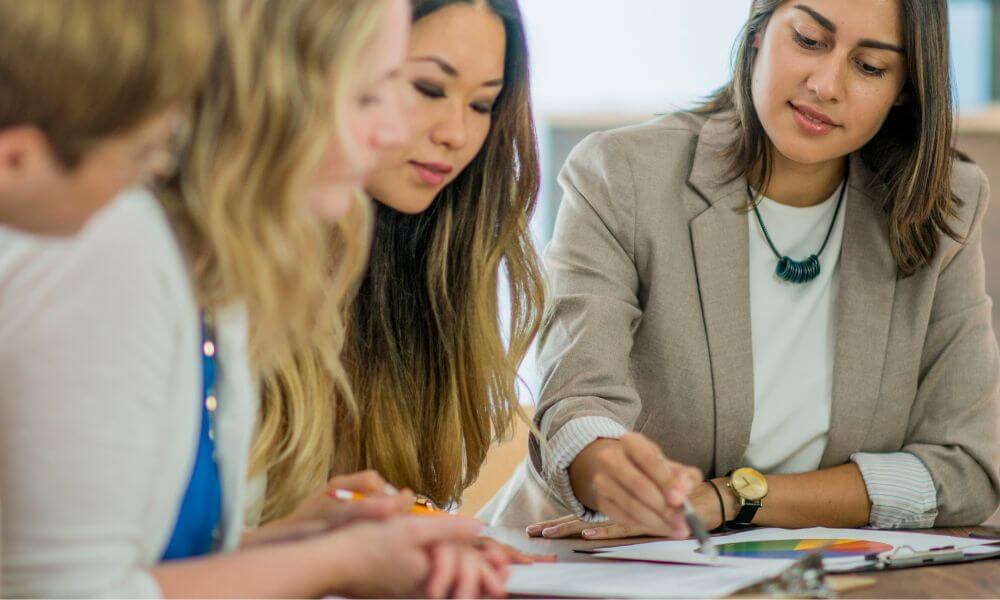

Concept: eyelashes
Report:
left=412, top=81, right=496, bottom=114
left=792, top=31, right=887, bottom=79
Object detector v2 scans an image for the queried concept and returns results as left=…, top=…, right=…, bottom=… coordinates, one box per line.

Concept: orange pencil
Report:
left=330, top=488, right=442, bottom=515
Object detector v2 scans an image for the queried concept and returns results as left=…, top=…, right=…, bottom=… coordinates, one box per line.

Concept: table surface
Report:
left=487, top=521, right=1000, bottom=599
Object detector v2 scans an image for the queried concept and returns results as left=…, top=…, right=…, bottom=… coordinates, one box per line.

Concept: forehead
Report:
left=408, top=4, right=506, bottom=79
left=360, top=0, right=409, bottom=77
left=776, top=0, right=903, bottom=44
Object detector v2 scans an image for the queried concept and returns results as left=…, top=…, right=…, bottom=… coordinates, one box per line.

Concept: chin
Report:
left=373, top=188, right=437, bottom=215
left=771, top=136, right=845, bottom=166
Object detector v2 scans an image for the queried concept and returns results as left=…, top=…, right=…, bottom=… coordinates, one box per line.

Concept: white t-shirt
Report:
left=742, top=184, right=845, bottom=473
left=0, top=190, right=257, bottom=597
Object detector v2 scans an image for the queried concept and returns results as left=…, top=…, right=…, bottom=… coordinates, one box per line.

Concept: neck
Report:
left=760, top=150, right=847, bottom=208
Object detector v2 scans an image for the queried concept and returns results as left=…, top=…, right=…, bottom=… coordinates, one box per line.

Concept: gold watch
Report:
left=726, top=467, right=768, bottom=527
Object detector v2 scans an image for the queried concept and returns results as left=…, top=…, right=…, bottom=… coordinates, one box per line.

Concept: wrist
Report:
left=713, top=477, right=741, bottom=523
left=568, top=438, right=620, bottom=510
left=311, top=533, right=360, bottom=595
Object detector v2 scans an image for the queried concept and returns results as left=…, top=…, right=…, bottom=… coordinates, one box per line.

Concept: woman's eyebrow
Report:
left=794, top=4, right=904, bottom=54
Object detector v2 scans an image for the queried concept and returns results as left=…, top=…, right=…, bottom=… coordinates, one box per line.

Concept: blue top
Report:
left=161, top=317, right=223, bottom=561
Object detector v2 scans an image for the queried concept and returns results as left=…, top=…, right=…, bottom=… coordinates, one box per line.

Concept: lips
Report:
left=789, top=102, right=840, bottom=135
left=410, top=161, right=453, bottom=187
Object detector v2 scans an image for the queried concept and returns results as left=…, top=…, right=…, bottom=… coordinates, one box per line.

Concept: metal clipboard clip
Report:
left=873, top=544, right=965, bottom=569
left=753, top=550, right=836, bottom=598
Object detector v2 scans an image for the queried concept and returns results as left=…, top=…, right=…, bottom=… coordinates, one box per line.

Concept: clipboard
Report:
left=835, top=541, right=1000, bottom=573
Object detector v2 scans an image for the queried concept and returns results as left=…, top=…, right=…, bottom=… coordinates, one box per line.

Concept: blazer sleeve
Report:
left=905, top=166, right=1000, bottom=526
left=529, top=131, right=645, bottom=484
left=0, top=199, right=179, bottom=597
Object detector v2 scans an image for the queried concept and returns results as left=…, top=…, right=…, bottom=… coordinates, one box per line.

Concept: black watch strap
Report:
left=727, top=501, right=761, bottom=529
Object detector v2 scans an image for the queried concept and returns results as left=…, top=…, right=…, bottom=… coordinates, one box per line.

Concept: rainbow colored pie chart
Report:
left=712, top=538, right=894, bottom=559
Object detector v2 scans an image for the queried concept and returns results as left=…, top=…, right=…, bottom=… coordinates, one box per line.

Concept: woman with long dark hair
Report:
left=489, top=0, right=999, bottom=538
left=251, top=0, right=545, bottom=593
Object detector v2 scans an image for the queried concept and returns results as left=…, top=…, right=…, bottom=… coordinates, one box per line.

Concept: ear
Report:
left=0, top=126, right=52, bottom=182
left=893, top=93, right=906, bottom=107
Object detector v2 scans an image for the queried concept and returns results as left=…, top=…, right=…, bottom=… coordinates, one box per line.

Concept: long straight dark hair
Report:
left=340, top=0, right=545, bottom=507
left=698, top=0, right=964, bottom=276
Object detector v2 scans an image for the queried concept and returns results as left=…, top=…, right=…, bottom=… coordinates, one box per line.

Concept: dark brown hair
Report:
left=698, top=0, right=964, bottom=276
left=339, top=0, right=545, bottom=508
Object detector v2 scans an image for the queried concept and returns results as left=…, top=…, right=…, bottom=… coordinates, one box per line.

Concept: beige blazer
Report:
left=483, top=111, right=1000, bottom=528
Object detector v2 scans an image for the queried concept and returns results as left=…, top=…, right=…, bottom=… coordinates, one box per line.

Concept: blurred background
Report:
left=463, top=0, right=1000, bottom=515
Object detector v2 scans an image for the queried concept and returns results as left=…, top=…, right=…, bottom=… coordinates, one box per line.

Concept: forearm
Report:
left=153, top=539, right=339, bottom=599
left=717, top=464, right=871, bottom=529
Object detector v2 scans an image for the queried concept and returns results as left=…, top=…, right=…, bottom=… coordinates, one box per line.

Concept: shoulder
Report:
left=949, top=158, right=990, bottom=236
left=567, top=111, right=709, bottom=172
left=0, top=188, right=193, bottom=348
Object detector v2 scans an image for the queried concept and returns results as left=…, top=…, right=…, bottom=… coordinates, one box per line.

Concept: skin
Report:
left=0, top=110, right=178, bottom=236
left=365, top=1, right=506, bottom=214
left=537, top=0, right=908, bottom=541
left=152, top=4, right=504, bottom=598
left=307, top=0, right=411, bottom=222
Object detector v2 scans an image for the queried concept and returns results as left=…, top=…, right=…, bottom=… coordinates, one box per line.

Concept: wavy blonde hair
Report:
left=159, top=0, right=383, bottom=522
left=182, top=0, right=388, bottom=517
left=257, top=0, right=544, bottom=518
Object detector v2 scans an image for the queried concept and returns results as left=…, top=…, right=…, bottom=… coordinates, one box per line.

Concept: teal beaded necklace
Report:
left=749, top=164, right=848, bottom=285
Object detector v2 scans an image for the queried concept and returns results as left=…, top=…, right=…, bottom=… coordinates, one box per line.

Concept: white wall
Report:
left=522, top=0, right=749, bottom=118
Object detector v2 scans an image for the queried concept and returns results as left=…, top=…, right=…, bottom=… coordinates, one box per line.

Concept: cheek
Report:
left=455, top=120, right=492, bottom=172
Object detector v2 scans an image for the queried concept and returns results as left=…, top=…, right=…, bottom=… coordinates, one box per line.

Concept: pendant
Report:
left=775, top=254, right=821, bottom=284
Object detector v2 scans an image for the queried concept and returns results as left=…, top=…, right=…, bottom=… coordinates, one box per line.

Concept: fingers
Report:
left=525, top=514, right=577, bottom=537
left=621, top=433, right=701, bottom=509
left=593, top=468, right=670, bottom=531
left=580, top=521, right=644, bottom=540
left=476, top=538, right=512, bottom=570
left=327, top=469, right=398, bottom=496
left=395, top=514, right=483, bottom=547
left=426, top=544, right=458, bottom=599
left=539, top=518, right=590, bottom=539
left=453, top=549, right=480, bottom=599
left=475, top=552, right=509, bottom=598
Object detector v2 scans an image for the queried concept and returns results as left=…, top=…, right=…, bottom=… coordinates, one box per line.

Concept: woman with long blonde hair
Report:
left=1, top=0, right=490, bottom=597
left=254, top=0, right=544, bottom=525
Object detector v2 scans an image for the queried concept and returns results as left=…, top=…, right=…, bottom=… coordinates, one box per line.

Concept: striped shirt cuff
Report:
left=851, top=452, right=938, bottom=529
left=545, top=416, right=628, bottom=522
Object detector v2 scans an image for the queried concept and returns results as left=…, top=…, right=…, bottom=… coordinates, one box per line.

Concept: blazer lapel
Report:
left=820, top=155, right=898, bottom=467
left=687, top=113, right=755, bottom=477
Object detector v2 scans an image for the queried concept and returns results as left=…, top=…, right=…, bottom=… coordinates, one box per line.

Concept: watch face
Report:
left=731, top=467, right=768, bottom=501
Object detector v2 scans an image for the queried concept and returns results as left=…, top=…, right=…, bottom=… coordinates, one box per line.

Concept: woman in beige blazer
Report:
left=482, top=0, right=1000, bottom=538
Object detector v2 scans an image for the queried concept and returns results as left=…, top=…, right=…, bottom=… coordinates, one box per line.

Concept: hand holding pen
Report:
left=568, top=432, right=704, bottom=538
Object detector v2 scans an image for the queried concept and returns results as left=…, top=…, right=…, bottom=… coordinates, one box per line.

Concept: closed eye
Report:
left=793, top=31, right=824, bottom=50
left=413, top=81, right=445, bottom=99
left=854, top=59, right=886, bottom=78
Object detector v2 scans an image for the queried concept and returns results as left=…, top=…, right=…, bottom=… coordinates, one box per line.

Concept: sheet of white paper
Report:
left=505, top=562, right=788, bottom=599
left=594, top=527, right=985, bottom=572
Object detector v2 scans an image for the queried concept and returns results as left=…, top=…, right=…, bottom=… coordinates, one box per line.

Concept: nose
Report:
left=374, top=82, right=410, bottom=150
left=429, top=100, right=468, bottom=150
left=806, top=52, right=845, bottom=104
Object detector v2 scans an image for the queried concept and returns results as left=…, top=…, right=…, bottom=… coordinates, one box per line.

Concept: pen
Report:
left=682, top=500, right=718, bottom=558
left=330, top=488, right=442, bottom=515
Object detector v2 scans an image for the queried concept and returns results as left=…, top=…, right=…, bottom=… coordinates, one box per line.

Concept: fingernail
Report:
left=582, top=529, right=597, bottom=537
left=526, top=525, right=541, bottom=535
left=384, top=484, right=399, bottom=495
left=668, top=490, right=684, bottom=505
left=541, top=527, right=556, bottom=537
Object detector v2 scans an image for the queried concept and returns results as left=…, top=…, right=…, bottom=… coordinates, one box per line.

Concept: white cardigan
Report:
left=0, top=190, right=258, bottom=597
